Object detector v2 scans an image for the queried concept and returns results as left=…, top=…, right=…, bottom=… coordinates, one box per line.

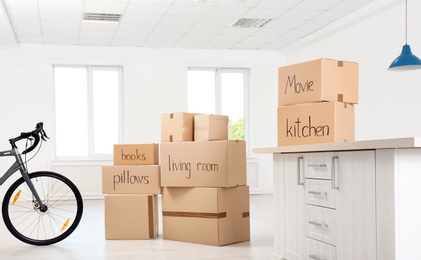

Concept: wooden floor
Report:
left=0, top=194, right=274, bottom=260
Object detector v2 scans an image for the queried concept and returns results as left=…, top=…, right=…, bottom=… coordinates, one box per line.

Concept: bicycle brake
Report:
left=41, top=129, right=50, bottom=141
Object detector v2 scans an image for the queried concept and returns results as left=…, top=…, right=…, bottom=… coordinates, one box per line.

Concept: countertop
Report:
left=253, top=137, right=421, bottom=154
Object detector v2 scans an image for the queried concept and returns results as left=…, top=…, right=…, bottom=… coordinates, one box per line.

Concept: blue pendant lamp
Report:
left=388, top=0, right=421, bottom=70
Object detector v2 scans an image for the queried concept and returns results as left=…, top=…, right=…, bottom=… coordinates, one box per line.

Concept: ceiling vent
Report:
left=83, top=13, right=121, bottom=23
left=231, top=18, right=272, bottom=28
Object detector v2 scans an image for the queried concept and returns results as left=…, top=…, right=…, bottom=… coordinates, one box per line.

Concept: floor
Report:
left=0, top=194, right=274, bottom=260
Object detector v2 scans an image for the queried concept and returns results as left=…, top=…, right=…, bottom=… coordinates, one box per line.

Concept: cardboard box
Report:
left=277, top=102, right=354, bottom=146
left=113, top=143, right=159, bottom=165
left=105, top=194, right=158, bottom=240
left=159, top=140, right=246, bottom=187
left=161, top=112, right=199, bottom=142
left=194, top=114, right=228, bottom=141
left=162, top=186, right=250, bottom=246
left=102, top=165, right=161, bottom=194
left=278, top=58, right=358, bottom=106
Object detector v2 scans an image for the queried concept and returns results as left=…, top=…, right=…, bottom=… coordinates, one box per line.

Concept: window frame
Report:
left=53, top=65, right=124, bottom=160
left=187, top=67, right=251, bottom=155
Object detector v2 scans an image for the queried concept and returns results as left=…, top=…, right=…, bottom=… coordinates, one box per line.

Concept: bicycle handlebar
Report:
left=9, top=122, right=50, bottom=154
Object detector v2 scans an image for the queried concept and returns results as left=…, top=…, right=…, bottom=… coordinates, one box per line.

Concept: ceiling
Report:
left=0, top=0, right=388, bottom=51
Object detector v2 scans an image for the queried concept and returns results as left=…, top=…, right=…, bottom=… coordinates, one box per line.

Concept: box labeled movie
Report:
left=113, top=143, right=159, bottom=165
left=160, top=140, right=246, bottom=187
left=194, top=114, right=228, bottom=141
left=105, top=194, right=158, bottom=240
left=162, top=186, right=250, bottom=246
left=278, top=58, right=358, bottom=106
left=277, top=102, right=354, bottom=146
left=102, top=165, right=161, bottom=194
left=161, top=112, right=199, bottom=142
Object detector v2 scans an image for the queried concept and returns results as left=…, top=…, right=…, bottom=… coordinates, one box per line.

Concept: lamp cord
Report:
left=405, top=0, right=408, bottom=44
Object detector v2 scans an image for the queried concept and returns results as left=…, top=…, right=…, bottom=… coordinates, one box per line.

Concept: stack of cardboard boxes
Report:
left=159, top=112, right=250, bottom=246
left=277, top=58, right=359, bottom=146
left=102, top=143, right=161, bottom=240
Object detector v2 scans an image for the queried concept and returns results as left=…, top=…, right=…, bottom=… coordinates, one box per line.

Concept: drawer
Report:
left=306, top=204, right=336, bottom=246
left=303, top=153, right=335, bottom=180
left=306, top=238, right=336, bottom=260
left=305, top=179, right=336, bottom=209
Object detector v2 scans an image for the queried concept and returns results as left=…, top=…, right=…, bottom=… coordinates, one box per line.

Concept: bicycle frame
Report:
left=0, top=147, right=46, bottom=211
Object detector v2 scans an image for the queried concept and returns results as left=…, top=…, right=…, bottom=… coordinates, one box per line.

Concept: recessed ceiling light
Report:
left=231, top=18, right=272, bottom=28
left=83, top=13, right=121, bottom=23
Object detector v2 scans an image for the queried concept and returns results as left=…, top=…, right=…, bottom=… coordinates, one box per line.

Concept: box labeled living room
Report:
left=159, top=140, right=246, bottom=187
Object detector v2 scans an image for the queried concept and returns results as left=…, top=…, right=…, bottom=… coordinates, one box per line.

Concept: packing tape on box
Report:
left=148, top=195, right=154, bottom=239
left=163, top=211, right=250, bottom=219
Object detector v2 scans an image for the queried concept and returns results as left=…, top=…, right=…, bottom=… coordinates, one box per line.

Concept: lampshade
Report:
left=388, top=44, right=421, bottom=70
left=388, top=0, right=421, bottom=71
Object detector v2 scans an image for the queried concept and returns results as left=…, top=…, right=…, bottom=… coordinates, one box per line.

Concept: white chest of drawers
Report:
left=254, top=137, right=421, bottom=260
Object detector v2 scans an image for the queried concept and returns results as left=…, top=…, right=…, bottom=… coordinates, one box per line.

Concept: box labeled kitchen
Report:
left=277, top=102, right=354, bottom=146
left=162, top=186, right=250, bottom=246
left=113, top=143, right=159, bottom=165
left=102, top=165, right=161, bottom=194
left=161, top=112, right=199, bottom=142
left=278, top=58, right=358, bottom=106
left=160, top=140, right=246, bottom=187
left=104, top=194, right=158, bottom=240
left=194, top=114, right=228, bottom=141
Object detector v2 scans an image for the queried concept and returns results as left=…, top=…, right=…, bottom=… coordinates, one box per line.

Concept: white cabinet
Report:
left=276, top=153, right=306, bottom=260
left=334, top=151, right=376, bottom=260
left=274, top=151, right=376, bottom=260
left=257, top=138, right=421, bottom=260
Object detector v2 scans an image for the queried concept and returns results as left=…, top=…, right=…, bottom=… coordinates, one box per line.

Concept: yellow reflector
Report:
left=61, top=218, right=71, bottom=232
left=12, top=190, right=22, bottom=205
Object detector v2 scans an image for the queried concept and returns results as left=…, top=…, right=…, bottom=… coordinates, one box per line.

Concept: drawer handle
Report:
left=331, top=156, right=339, bottom=190
left=308, top=191, right=328, bottom=196
left=309, top=255, right=326, bottom=260
left=309, top=221, right=328, bottom=228
left=297, top=156, right=304, bottom=186
left=307, top=164, right=327, bottom=167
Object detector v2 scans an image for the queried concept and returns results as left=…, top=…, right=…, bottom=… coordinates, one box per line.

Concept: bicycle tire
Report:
left=2, top=171, right=83, bottom=246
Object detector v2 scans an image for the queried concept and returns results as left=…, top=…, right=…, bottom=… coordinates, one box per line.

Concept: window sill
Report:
left=49, top=157, right=113, bottom=167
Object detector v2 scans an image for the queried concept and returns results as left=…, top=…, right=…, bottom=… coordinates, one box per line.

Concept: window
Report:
left=54, top=66, right=122, bottom=158
left=187, top=68, right=249, bottom=149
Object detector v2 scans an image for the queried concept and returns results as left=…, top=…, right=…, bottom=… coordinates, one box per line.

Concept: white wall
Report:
left=284, top=0, right=421, bottom=141
left=0, top=44, right=283, bottom=196
left=2, top=1, right=415, bottom=197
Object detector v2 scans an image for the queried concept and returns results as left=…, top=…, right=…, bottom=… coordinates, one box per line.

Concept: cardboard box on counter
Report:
left=161, top=112, right=199, bottom=142
left=277, top=102, right=354, bottom=146
left=162, top=186, right=250, bottom=246
left=104, top=194, right=158, bottom=240
left=113, top=143, right=159, bottom=165
left=159, top=140, right=246, bottom=187
left=102, top=165, right=161, bottom=194
left=194, top=114, right=228, bottom=141
left=278, top=58, right=359, bottom=106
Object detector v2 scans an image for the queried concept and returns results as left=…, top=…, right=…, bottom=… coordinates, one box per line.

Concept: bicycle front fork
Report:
left=15, top=153, right=47, bottom=212
left=22, top=173, right=48, bottom=212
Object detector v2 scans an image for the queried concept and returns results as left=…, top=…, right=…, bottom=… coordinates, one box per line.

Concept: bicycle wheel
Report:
left=2, top=171, right=83, bottom=246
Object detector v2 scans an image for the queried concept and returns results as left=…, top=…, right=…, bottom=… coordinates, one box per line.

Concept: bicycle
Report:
left=0, top=122, right=83, bottom=246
